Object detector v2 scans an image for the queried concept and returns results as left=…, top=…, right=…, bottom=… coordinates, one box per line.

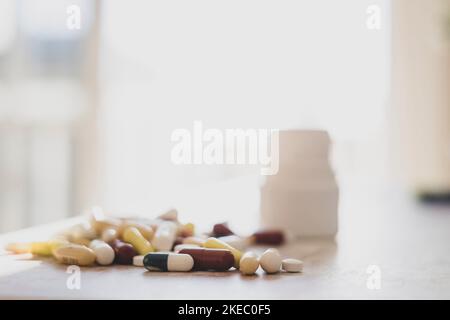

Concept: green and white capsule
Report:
left=143, top=252, right=194, bottom=272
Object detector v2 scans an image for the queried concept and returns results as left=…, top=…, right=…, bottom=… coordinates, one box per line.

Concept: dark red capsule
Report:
left=179, top=248, right=234, bottom=271
left=110, top=239, right=137, bottom=265
left=252, top=230, right=285, bottom=245
left=212, top=223, right=234, bottom=237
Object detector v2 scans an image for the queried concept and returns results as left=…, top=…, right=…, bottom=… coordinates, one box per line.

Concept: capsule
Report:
left=212, top=223, right=234, bottom=237
left=133, top=255, right=144, bottom=267
left=251, top=230, right=285, bottom=245
left=67, top=222, right=98, bottom=240
left=118, top=221, right=154, bottom=241
left=69, top=237, right=91, bottom=247
left=53, top=244, right=96, bottom=266
left=178, top=222, right=195, bottom=237
left=218, top=235, right=250, bottom=251
left=89, top=207, right=121, bottom=234
left=143, top=252, right=194, bottom=272
left=157, top=208, right=178, bottom=221
left=152, top=221, right=177, bottom=251
left=123, top=227, right=154, bottom=255
left=109, top=239, right=137, bottom=265
left=204, top=237, right=242, bottom=268
left=5, top=240, right=66, bottom=255
left=5, top=242, right=32, bottom=254
left=89, top=240, right=115, bottom=265
left=101, top=228, right=118, bottom=243
left=29, top=242, right=53, bottom=256
left=179, top=248, right=234, bottom=271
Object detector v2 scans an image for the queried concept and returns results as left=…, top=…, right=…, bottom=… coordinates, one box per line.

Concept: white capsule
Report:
left=152, top=221, right=178, bottom=251
left=259, top=248, right=282, bottom=274
left=157, top=208, right=178, bottom=221
left=173, top=243, right=200, bottom=253
left=282, top=258, right=303, bottom=273
left=218, top=235, right=250, bottom=251
left=101, top=228, right=118, bottom=243
left=133, top=255, right=144, bottom=267
left=143, top=252, right=194, bottom=272
left=89, top=240, right=115, bottom=265
left=69, top=222, right=97, bottom=240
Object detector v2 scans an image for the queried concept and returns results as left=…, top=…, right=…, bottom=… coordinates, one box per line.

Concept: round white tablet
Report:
left=133, top=255, right=144, bottom=267
left=282, top=258, right=303, bottom=273
left=259, top=248, right=282, bottom=274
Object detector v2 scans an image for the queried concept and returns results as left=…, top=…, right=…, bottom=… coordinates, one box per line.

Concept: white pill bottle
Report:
left=259, top=130, right=339, bottom=238
left=390, top=0, right=450, bottom=198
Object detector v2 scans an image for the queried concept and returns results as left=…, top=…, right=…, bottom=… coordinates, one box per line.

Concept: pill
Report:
left=49, top=239, right=71, bottom=256
left=282, top=258, right=303, bottom=273
left=53, top=244, right=96, bottom=266
left=133, top=255, right=144, bottom=267
left=179, top=222, right=195, bottom=237
left=204, top=237, right=242, bottom=268
left=174, top=244, right=200, bottom=253
left=110, top=239, right=137, bottom=265
left=239, top=252, right=260, bottom=275
left=89, top=207, right=121, bottom=234
left=143, top=252, right=194, bottom=272
left=259, top=248, right=282, bottom=274
left=179, top=248, right=234, bottom=271
left=69, top=237, right=91, bottom=247
left=91, top=218, right=121, bottom=234
left=118, top=222, right=154, bottom=241
left=30, top=242, right=53, bottom=256
left=89, top=240, right=115, bottom=265
left=123, top=227, right=154, bottom=255
left=251, top=230, right=285, bottom=245
left=212, top=223, right=234, bottom=237
left=68, top=222, right=98, bottom=240
left=152, top=221, right=178, bottom=251
left=173, top=237, right=184, bottom=248
left=218, top=235, right=250, bottom=251
left=157, top=208, right=178, bottom=221
left=182, top=236, right=206, bottom=246
left=5, top=242, right=32, bottom=254
left=101, top=228, right=118, bottom=243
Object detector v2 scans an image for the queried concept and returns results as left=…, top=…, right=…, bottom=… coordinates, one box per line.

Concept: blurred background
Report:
left=0, top=0, right=448, bottom=233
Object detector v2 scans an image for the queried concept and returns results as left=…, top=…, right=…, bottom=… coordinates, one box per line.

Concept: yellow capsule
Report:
left=179, top=223, right=195, bottom=237
left=119, top=222, right=154, bottom=241
left=204, top=237, right=242, bottom=268
left=5, top=242, right=32, bottom=254
left=30, top=242, right=53, bottom=256
left=182, top=236, right=206, bottom=246
left=123, top=227, right=154, bottom=255
left=53, top=244, right=96, bottom=266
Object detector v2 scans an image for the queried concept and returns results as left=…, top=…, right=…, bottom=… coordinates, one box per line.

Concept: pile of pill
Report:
left=5, top=207, right=303, bottom=275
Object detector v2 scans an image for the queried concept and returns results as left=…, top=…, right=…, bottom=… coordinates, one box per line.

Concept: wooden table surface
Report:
left=1, top=185, right=450, bottom=299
